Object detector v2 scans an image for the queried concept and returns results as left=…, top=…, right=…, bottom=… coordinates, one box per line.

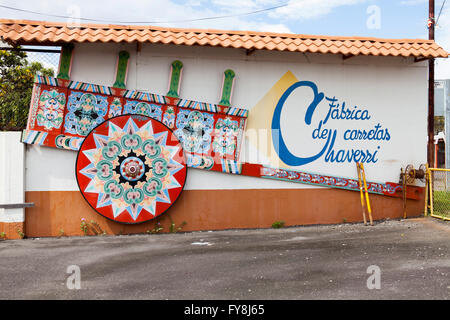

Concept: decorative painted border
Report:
left=35, top=75, right=60, bottom=86
left=22, top=129, right=84, bottom=151
left=68, top=81, right=113, bottom=95
left=26, top=84, right=41, bottom=129
left=34, top=75, right=249, bottom=118
left=221, top=159, right=242, bottom=174
left=240, top=163, right=422, bottom=200
left=22, top=75, right=248, bottom=173
left=21, top=129, right=48, bottom=146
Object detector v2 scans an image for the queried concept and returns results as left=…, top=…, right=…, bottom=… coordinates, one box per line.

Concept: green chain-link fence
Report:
left=0, top=46, right=60, bottom=131
left=24, top=49, right=60, bottom=73
left=426, top=168, right=450, bottom=221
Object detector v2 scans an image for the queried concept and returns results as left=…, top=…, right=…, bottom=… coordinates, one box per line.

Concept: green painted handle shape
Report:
left=167, top=60, right=183, bottom=98
left=56, top=43, right=74, bottom=80
left=219, top=69, right=235, bottom=106
left=113, top=51, right=130, bottom=89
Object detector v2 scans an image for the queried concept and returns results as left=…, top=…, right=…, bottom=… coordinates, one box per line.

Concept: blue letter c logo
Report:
left=271, top=81, right=332, bottom=166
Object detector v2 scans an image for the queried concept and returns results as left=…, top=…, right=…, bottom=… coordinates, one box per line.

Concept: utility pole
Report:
left=428, top=0, right=435, bottom=168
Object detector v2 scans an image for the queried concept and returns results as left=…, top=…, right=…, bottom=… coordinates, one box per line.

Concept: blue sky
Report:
left=0, top=0, right=449, bottom=77
left=173, top=0, right=432, bottom=39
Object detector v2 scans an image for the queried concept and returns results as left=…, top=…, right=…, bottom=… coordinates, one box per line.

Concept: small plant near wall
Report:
left=272, top=221, right=285, bottom=229
left=89, top=220, right=107, bottom=235
left=80, top=218, right=107, bottom=236
left=58, top=228, right=65, bottom=237
left=16, top=228, right=25, bottom=239
left=170, top=221, right=187, bottom=233
left=147, top=222, right=164, bottom=234
left=167, top=215, right=187, bottom=233
left=0, top=232, right=6, bottom=240
left=80, top=218, right=89, bottom=236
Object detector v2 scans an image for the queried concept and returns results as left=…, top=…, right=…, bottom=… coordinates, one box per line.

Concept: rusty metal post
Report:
left=428, top=0, right=435, bottom=168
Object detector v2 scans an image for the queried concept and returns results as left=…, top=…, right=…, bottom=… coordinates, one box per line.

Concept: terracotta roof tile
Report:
left=329, top=45, right=340, bottom=54
left=0, top=19, right=447, bottom=59
left=286, top=42, right=297, bottom=51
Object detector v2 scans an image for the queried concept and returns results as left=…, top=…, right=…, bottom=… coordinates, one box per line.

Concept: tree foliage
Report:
left=0, top=49, right=54, bottom=131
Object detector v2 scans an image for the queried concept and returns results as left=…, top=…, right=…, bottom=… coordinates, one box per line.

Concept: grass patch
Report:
left=272, top=221, right=285, bottom=229
left=433, top=191, right=450, bottom=218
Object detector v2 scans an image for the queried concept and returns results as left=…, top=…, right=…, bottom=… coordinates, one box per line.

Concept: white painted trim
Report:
left=0, top=132, right=25, bottom=222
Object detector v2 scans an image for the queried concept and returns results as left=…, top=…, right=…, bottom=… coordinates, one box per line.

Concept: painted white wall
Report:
left=0, top=132, right=25, bottom=222
left=25, top=144, right=78, bottom=191
left=25, top=43, right=428, bottom=191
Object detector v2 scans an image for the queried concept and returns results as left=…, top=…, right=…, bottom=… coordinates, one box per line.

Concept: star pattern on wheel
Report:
left=78, top=117, right=185, bottom=222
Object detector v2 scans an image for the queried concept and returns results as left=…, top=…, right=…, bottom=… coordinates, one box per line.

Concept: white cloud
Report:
left=0, top=0, right=368, bottom=32
left=211, top=0, right=282, bottom=10
left=0, top=0, right=293, bottom=32
left=400, top=0, right=427, bottom=6
left=212, top=0, right=259, bottom=10
left=268, top=0, right=366, bottom=20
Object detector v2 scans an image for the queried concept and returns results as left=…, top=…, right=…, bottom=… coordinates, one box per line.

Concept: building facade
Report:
left=0, top=20, right=448, bottom=238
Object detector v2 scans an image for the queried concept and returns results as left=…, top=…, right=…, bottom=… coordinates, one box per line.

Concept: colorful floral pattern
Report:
left=212, top=117, right=239, bottom=156
left=64, top=92, right=108, bottom=136
left=162, top=106, right=175, bottom=129
left=76, top=115, right=186, bottom=223
left=108, top=97, right=123, bottom=118
left=174, top=109, right=214, bottom=154
left=186, top=154, right=214, bottom=170
left=36, top=89, right=66, bottom=130
left=123, top=101, right=162, bottom=121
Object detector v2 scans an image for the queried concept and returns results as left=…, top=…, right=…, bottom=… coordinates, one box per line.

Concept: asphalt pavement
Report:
left=0, top=217, right=449, bottom=300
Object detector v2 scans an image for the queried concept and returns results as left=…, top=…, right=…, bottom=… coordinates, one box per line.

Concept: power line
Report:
left=436, top=0, right=447, bottom=26
left=0, top=2, right=289, bottom=24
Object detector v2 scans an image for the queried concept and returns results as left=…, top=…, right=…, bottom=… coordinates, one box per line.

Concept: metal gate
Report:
left=425, top=168, right=450, bottom=221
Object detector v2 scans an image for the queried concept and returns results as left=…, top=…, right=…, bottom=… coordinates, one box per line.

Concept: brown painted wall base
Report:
left=23, top=188, right=425, bottom=238
left=0, top=222, right=25, bottom=240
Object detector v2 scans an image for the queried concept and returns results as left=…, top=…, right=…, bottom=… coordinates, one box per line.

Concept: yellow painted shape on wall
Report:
left=245, top=71, right=298, bottom=169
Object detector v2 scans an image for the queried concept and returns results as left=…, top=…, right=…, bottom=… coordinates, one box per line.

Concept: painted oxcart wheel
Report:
left=75, top=115, right=187, bottom=224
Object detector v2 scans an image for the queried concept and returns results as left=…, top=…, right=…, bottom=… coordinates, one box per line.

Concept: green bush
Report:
left=0, top=49, right=54, bottom=131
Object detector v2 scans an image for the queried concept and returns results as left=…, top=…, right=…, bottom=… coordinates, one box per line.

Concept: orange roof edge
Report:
left=0, top=19, right=448, bottom=58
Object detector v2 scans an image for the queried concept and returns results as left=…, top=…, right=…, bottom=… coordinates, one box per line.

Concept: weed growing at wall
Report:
left=147, top=222, right=164, bottom=234
left=89, top=220, right=107, bottom=235
left=16, top=228, right=25, bottom=239
left=145, top=217, right=187, bottom=235
left=80, top=218, right=88, bottom=235
left=272, top=221, right=285, bottom=229
left=80, top=218, right=107, bottom=236
left=168, top=216, right=187, bottom=233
